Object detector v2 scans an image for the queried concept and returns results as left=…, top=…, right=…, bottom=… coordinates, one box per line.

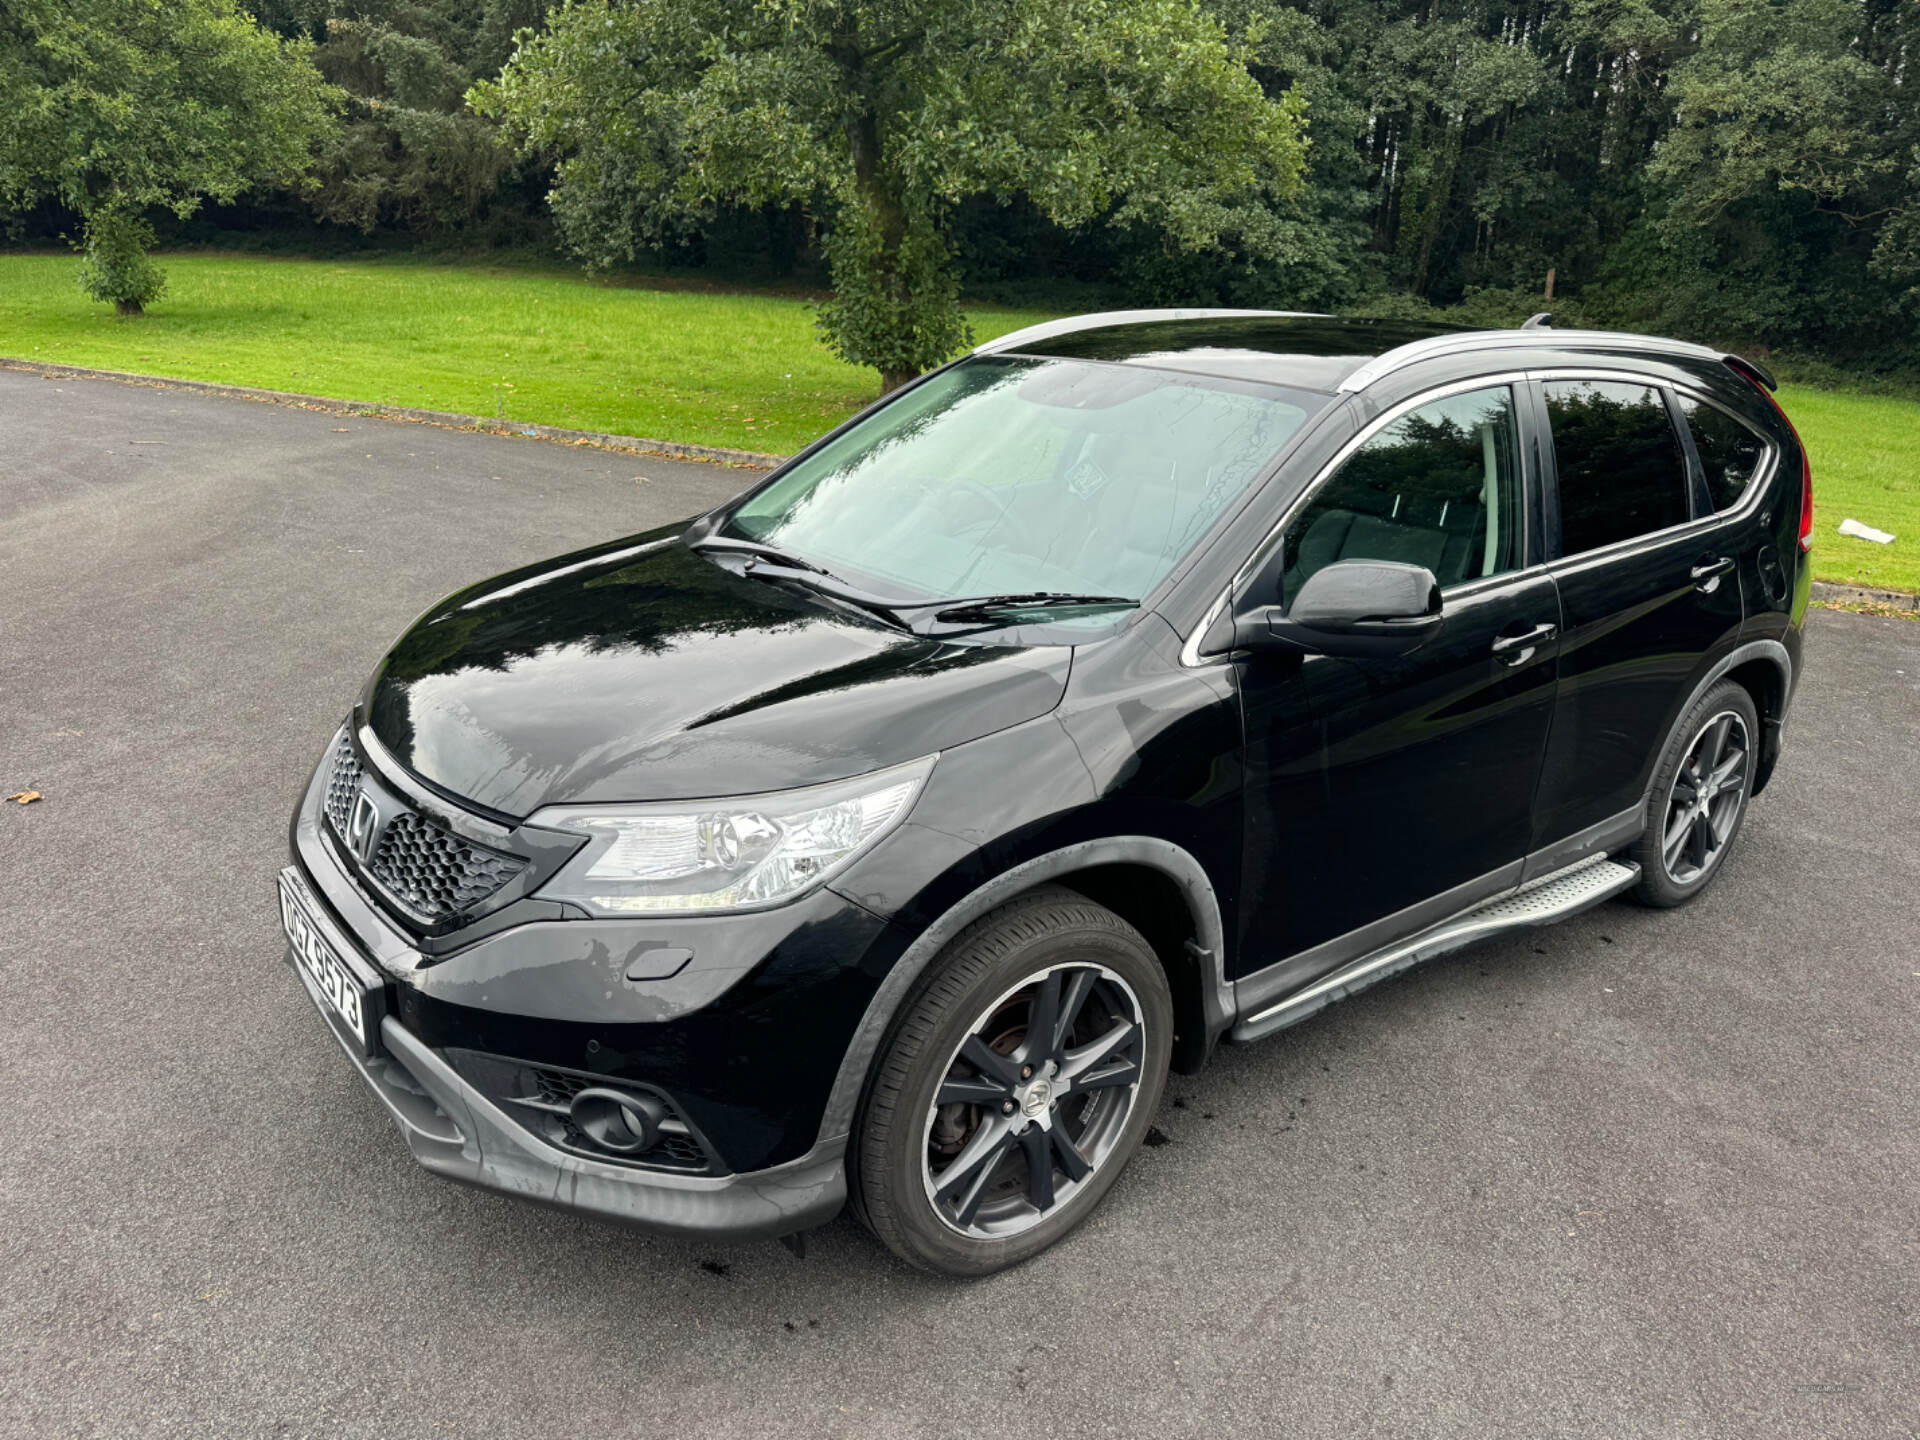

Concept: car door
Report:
left=1528, top=373, right=1747, bottom=858
left=1234, top=379, right=1562, bottom=1000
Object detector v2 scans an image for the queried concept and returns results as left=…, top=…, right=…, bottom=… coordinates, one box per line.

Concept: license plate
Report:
left=279, top=873, right=380, bottom=1054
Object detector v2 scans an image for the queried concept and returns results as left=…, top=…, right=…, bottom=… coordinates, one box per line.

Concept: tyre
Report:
left=1629, top=679, right=1760, bottom=908
left=852, top=885, right=1173, bottom=1276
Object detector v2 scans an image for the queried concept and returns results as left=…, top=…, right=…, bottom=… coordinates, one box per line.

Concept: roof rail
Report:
left=973, top=308, right=1326, bottom=357
left=1335, top=328, right=1726, bottom=393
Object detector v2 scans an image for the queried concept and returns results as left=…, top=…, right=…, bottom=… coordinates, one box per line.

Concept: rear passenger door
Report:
left=1529, top=375, right=1746, bottom=857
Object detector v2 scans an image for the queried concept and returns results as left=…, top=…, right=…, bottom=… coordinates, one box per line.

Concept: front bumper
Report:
left=287, top=719, right=909, bottom=1172
left=285, top=917, right=847, bottom=1241
left=279, top=720, right=883, bottom=1240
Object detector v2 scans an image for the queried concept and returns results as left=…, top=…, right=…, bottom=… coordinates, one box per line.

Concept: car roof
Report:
left=974, top=309, right=1733, bottom=395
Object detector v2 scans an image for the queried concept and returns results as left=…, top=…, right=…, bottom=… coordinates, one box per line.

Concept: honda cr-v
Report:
left=281, top=311, right=1810, bottom=1275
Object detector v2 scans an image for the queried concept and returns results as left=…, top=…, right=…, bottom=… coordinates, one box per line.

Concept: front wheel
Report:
left=853, top=886, right=1172, bottom=1276
left=1630, top=678, right=1760, bottom=907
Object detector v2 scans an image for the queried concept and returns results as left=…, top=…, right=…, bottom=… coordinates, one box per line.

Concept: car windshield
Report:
left=719, top=357, right=1322, bottom=609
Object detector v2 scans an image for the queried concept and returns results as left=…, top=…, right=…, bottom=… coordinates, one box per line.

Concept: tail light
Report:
left=1796, top=448, right=1814, bottom=553
left=1727, top=358, right=1812, bottom=553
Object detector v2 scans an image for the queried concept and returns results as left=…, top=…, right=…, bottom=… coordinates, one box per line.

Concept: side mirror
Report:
left=1239, top=560, right=1443, bottom=658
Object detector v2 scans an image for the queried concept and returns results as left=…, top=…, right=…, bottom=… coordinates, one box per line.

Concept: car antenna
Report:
left=1522, top=312, right=1553, bottom=329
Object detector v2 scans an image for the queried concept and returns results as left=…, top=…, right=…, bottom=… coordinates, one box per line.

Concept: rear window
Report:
left=1677, top=395, right=1768, bottom=510
left=1544, top=380, right=1691, bottom=556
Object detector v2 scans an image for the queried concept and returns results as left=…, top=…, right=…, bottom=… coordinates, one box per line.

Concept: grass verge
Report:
left=0, top=252, right=1049, bottom=457
left=1, top=251, right=1912, bottom=590
left=1774, top=385, right=1918, bottom=593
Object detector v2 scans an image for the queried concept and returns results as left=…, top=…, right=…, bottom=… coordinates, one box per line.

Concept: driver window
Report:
left=1282, top=385, right=1523, bottom=603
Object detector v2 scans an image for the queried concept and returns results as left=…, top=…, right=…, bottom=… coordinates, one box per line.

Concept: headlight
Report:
left=526, top=756, right=935, bottom=916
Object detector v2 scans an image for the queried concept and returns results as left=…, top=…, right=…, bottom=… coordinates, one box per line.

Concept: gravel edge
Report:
left=0, top=355, right=789, bottom=470
left=1810, top=580, right=1920, bottom=610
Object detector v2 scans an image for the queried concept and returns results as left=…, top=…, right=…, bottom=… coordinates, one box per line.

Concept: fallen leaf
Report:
left=331, top=428, right=350, bottom=432
left=6, top=791, right=42, bottom=805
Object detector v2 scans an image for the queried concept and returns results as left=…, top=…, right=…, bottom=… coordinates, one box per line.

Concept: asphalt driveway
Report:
left=2, top=368, right=1917, bottom=1439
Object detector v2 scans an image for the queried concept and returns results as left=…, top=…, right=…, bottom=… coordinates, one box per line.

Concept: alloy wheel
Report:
left=920, top=962, right=1146, bottom=1239
left=1660, top=708, right=1751, bottom=886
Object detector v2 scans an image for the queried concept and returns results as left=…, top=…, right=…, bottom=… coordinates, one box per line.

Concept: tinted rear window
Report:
left=1545, top=381, right=1691, bottom=556
left=1678, top=395, right=1768, bottom=510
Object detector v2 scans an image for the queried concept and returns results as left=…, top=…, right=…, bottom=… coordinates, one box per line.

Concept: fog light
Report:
left=569, top=1087, right=668, bottom=1154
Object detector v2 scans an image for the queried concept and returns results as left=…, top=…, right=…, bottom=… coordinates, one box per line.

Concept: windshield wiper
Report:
left=909, top=593, right=1139, bottom=626
left=687, top=534, right=834, bottom=577
left=691, top=537, right=1135, bottom=632
left=703, top=550, right=920, bottom=631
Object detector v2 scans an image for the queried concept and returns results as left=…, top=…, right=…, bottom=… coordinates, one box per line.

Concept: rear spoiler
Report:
left=1724, top=354, right=1778, bottom=392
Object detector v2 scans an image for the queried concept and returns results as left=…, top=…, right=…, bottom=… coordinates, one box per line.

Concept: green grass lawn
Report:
left=1, top=250, right=1914, bottom=591
left=0, top=252, right=1051, bottom=457
left=1775, top=385, right=1919, bottom=593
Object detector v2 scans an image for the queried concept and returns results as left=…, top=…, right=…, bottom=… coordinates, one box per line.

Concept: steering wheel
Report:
left=926, top=477, right=1039, bottom=555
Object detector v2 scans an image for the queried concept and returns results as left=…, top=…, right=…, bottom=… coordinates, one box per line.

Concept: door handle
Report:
left=1691, top=555, right=1734, bottom=593
left=1490, top=622, right=1557, bottom=662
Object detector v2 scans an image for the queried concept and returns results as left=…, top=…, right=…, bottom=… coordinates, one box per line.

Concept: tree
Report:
left=1641, top=0, right=1920, bottom=353
left=474, top=0, right=1309, bottom=391
left=254, top=0, right=554, bottom=237
left=0, top=0, right=340, bottom=313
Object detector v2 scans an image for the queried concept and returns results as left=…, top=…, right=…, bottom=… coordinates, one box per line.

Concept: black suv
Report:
left=282, top=311, right=1811, bottom=1275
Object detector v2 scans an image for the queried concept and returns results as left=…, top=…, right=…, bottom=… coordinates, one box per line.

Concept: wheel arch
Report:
left=815, top=838, right=1231, bottom=1151
left=1659, top=638, right=1793, bottom=800
left=1723, top=651, right=1790, bottom=794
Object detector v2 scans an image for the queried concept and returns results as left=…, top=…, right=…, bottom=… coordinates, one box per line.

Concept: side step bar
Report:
left=1230, top=855, right=1641, bottom=1044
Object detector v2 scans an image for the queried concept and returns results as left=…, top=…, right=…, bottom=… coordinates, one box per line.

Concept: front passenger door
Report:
left=1237, top=382, right=1561, bottom=993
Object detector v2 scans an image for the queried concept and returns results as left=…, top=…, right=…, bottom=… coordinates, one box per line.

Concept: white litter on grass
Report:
left=1838, top=517, right=1897, bottom=544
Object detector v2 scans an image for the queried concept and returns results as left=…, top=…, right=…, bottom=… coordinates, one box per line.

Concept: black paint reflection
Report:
left=364, top=528, right=1071, bottom=814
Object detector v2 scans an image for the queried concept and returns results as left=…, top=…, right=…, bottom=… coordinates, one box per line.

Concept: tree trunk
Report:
left=848, top=108, right=920, bottom=391
left=115, top=300, right=144, bottom=317
left=1410, top=120, right=1463, bottom=295
left=848, top=110, right=904, bottom=258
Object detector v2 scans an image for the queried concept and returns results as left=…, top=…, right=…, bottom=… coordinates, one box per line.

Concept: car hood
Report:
left=363, top=528, right=1072, bottom=817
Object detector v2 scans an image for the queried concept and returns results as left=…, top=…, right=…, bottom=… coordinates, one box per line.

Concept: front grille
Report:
left=322, top=731, right=528, bottom=927
left=367, top=811, right=527, bottom=924
left=447, top=1050, right=721, bottom=1174
left=323, top=733, right=362, bottom=835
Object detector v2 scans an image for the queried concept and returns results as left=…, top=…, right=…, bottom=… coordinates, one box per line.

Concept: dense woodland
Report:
left=7, top=0, right=1918, bottom=374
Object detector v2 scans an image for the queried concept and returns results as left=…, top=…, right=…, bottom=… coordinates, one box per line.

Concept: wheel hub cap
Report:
left=1017, top=1074, right=1054, bottom=1122
left=920, top=962, right=1146, bottom=1239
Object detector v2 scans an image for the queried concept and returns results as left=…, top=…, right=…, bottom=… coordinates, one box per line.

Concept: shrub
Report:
left=76, top=209, right=167, bottom=315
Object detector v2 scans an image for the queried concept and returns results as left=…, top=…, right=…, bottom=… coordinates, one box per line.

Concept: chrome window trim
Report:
left=1335, top=329, right=1724, bottom=393
left=1179, top=588, right=1233, bottom=668
left=1180, top=370, right=1534, bottom=666
left=1433, top=560, right=1553, bottom=604
left=1545, top=511, right=1722, bottom=571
